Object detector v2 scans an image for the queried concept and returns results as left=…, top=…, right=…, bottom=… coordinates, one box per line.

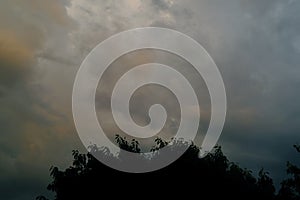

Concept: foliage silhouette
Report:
left=276, top=144, right=300, bottom=200
left=38, top=136, right=300, bottom=200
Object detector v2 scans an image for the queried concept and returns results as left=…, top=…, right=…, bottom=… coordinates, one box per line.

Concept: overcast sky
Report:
left=1, top=0, right=300, bottom=199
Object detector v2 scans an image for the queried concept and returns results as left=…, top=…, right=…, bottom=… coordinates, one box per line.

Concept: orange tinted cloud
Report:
left=0, top=30, right=34, bottom=86
left=0, top=0, right=73, bottom=87
left=0, top=30, right=34, bottom=69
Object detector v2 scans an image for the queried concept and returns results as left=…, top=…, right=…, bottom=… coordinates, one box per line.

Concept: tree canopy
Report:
left=37, top=136, right=300, bottom=200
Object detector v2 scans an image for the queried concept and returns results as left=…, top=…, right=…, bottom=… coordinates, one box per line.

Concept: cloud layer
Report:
left=0, top=0, right=300, bottom=199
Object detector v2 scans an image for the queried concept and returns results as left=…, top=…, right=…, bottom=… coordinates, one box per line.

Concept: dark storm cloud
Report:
left=169, top=0, right=300, bottom=184
left=67, top=0, right=300, bottom=186
left=1, top=0, right=300, bottom=199
left=0, top=1, right=78, bottom=200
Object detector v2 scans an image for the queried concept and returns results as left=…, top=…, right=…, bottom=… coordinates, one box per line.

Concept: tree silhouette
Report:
left=37, top=136, right=299, bottom=200
left=277, top=145, right=300, bottom=200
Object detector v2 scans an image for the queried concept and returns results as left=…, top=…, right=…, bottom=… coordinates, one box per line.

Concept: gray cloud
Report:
left=1, top=0, right=300, bottom=199
left=65, top=0, right=300, bottom=187
left=0, top=1, right=79, bottom=199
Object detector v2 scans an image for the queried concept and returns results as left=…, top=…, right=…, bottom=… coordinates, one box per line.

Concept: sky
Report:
left=0, top=0, right=300, bottom=199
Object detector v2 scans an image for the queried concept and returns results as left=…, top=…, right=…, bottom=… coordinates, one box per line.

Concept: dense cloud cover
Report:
left=0, top=0, right=300, bottom=199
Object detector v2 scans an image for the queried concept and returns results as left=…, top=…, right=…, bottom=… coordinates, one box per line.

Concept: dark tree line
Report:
left=37, top=136, right=300, bottom=200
